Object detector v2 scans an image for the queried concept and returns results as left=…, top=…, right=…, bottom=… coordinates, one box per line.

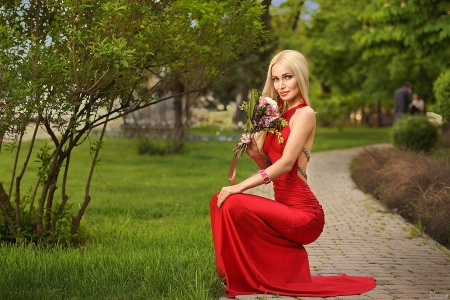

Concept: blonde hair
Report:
left=262, top=50, right=310, bottom=107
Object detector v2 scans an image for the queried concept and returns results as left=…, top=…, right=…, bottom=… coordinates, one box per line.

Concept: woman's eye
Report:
left=272, top=78, right=279, bottom=82
left=285, top=75, right=292, bottom=80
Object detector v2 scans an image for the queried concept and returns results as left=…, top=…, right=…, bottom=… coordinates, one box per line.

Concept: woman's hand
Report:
left=237, top=132, right=251, bottom=147
left=245, top=134, right=261, bottom=158
left=237, top=133, right=260, bottom=159
left=217, top=185, right=243, bottom=208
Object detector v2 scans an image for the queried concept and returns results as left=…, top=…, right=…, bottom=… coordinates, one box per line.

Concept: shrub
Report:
left=391, top=115, right=439, bottom=152
left=138, top=139, right=183, bottom=155
left=351, top=148, right=450, bottom=248
left=433, top=69, right=450, bottom=123
left=350, top=148, right=391, bottom=199
left=0, top=186, right=85, bottom=246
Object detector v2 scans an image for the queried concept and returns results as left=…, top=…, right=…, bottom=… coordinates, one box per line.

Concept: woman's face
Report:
left=271, top=62, right=302, bottom=106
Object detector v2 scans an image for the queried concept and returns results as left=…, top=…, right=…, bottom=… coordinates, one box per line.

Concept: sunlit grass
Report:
left=314, top=126, right=390, bottom=151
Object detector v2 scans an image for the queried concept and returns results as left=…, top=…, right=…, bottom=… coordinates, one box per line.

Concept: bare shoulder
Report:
left=292, top=106, right=316, bottom=122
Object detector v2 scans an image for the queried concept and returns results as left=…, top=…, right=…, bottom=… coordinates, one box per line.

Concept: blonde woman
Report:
left=210, top=50, right=376, bottom=298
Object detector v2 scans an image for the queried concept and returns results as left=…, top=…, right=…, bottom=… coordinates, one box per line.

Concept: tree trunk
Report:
left=37, top=166, right=59, bottom=235
left=374, top=100, right=382, bottom=128
left=15, top=119, right=40, bottom=229
left=0, top=129, right=4, bottom=152
left=291, top=0, right=305, bottom=31
left=260, top=0, right=272, bottom=30
left=172, top=80, right=185, bottom=152
left=360, top=107, right=368, bottom=125
left=0, top=182, right=17, bottom=240
left=0, top=183, right=13, bottom=214
left=233, top=83, right=249, bottom=126
left=36, top=139, right=66, bottom=235
left=71, top=101, right=112, bottom=240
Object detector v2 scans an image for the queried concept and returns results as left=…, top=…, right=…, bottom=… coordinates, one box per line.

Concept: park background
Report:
left=0, top=0, right=449, bottom=299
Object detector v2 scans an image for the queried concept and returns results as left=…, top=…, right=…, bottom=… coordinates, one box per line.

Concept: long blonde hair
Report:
left=262, top=50, right=310, bottom=107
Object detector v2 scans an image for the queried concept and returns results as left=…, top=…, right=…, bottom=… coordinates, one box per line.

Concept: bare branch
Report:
left=13, top=117, right=40, bottom=227
left=8, top=132, right=23, bottom=202
left=71, top=100, right=112, bottom=238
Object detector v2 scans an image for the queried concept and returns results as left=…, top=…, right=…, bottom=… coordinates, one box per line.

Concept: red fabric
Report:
left=210, top=103, right=376, bottom=298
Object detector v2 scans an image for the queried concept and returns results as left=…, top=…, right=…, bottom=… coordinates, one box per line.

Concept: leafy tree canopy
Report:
left=302, top=0, right=450, bottom=116
left=355, top=0, right=450, bottom=102
left=0, top=0, right=264, bottom=244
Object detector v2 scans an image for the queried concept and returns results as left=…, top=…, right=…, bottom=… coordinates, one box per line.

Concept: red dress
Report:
left=210, top=103, right=376, bottom=298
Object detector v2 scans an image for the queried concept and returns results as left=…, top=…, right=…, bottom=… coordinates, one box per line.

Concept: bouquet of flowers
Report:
left=234, top=89, right=288, bottom=158
left=228, top=89, right=288, bottom=185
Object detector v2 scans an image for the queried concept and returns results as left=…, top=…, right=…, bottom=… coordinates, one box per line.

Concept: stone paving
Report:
left=220, top=145, right=450, bottom=300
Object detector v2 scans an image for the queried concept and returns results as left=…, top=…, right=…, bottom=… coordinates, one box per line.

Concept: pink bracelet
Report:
left=259, top=169, right=271, bottom=184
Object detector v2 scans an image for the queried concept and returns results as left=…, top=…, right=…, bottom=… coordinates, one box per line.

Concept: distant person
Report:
left=410, top=92, right=425, bottom=115
left=394, top=81, right=412, bottom=120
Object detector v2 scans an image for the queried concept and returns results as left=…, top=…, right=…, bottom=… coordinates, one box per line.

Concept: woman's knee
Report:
left=210, top=193, right=242, bottom=209
left=210, top=192, right=220, bottom=209
left=220, top=194, right=246, bottom=213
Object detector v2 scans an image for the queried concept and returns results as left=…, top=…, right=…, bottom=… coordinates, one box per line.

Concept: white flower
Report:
left=264, top=97, right=278, bottom=108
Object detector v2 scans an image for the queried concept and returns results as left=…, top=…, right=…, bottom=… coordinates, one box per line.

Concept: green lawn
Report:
left=0, top=125, right=390, bottom=300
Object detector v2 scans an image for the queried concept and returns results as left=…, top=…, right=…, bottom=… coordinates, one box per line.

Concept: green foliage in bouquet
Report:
left=235, top=89, right=288, bottom=157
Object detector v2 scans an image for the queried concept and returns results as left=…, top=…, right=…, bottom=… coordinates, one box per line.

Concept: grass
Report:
left=313, top=126, right=390, bottom=151
left=189, top=124, right=391, bottom=152
left=0, top=125, right=390, bottom=300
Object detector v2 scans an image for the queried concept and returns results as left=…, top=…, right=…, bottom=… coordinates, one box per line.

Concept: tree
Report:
left=303, top=0, right=372, bottom=125
left=270, top=0, right=307, bottom=50
left=433, top=69, right=450, bottom=125
left=211, top=0, right=278, bottom=127
left=354, top=0, right=450, bottom=103
left=301, top=0, right=450, bottom=126
left=0, top=0, right=264, bottom=245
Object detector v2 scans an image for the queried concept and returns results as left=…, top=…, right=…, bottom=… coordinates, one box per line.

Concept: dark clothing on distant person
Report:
left=394, top=87, right=412, bottom=120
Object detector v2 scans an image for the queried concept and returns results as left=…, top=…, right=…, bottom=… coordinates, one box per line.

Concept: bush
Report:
left=351, top=148, right=450, bottom=248
left=433, top=69, right=450, bottom=123
left=0, top=185, right=85, bottom=246
left=138, top=138, right=183, bottom=155
left=391, top=115, right=439, bottom=152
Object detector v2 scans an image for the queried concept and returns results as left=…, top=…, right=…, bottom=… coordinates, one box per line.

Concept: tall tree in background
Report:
left=304, top=0, right=372, bottom=125
left=0, top=0, right=264, bottom=245
left=212, top=0, right=278, bottom=126
left=302, top=0, right=450, bottom=126
left=271, top=0, right=307, bottom=50
left=355, top=0, right=450, bottom=103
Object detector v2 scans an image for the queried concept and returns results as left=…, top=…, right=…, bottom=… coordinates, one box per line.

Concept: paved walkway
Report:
left=220, top=145, right=450, bottom=300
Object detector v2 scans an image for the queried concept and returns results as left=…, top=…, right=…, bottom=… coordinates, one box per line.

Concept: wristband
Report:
left=259, top=169, right=271, bottom=185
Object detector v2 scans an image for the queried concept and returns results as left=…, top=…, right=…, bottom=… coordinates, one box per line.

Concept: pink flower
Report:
left=234, top=92, right=288, bottom=158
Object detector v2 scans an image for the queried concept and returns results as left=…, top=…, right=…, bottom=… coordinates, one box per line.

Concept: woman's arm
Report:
left=240, top=106, right=315, bottom=189
left=217, top=107, right=315, bottom=207
left=246, top=134, right=271, bottom=169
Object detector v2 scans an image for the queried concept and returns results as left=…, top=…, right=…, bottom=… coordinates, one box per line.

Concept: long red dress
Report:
left=210, top=103, right=376, bottom=298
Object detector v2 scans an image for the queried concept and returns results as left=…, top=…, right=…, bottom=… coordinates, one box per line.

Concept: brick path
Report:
left=220, top=145, right=450, bottom=300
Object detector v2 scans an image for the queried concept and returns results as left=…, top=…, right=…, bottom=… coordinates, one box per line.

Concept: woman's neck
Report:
left=284, top=98, right=304, bottom=110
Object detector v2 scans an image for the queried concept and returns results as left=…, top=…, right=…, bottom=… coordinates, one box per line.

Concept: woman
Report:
left=411, top=92, right=425, bottom=114
left=209, top=50, right=376, bottom=298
